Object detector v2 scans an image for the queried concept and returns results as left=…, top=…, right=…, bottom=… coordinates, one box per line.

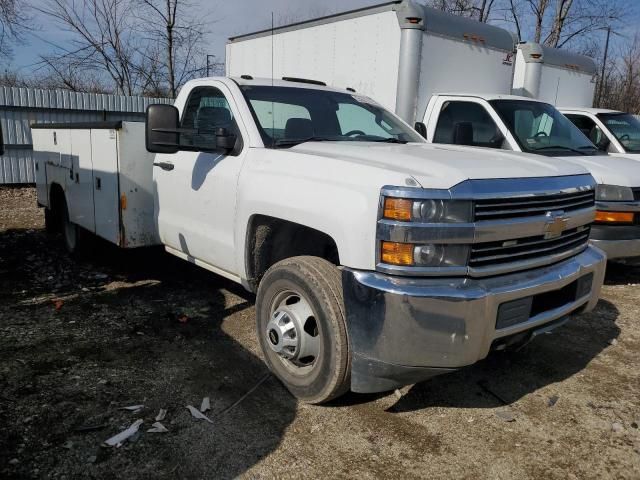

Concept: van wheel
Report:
left=61, top=197, right=84, bottom=255
left=256, top=256, right=350, bottom=404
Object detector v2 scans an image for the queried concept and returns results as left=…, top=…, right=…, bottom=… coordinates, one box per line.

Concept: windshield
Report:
left=239, top=85, right=424, bottom=148
left=489, top=100, right=598, bottom=156
left=598, top=113, right=640, bottom=153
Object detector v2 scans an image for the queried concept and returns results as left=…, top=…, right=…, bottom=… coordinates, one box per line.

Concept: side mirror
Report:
left=216, top=127, right=237, bottom=152
left=489, top=129, right=505, bottom=148
left=452, top=122, right=474, bottom=146
left=590, top=126, right=610, bottom=152
left=146, top=104, right=180, bottom=154
left=414, top=121, right=427, bottom=139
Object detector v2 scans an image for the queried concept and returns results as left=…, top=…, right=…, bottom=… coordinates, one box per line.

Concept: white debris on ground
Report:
left=186, top=405, right=214, bottom=424
left=104, top=420, right=144, bottom=447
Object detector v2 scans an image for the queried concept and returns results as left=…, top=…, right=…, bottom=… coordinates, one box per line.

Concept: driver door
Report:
left=154, top=84, right=246, bottom=277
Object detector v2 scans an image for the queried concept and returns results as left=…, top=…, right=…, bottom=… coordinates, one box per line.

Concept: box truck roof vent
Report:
left=282, top=77, right=327, bottom=86
left=346, top=87, right=356, bottom=92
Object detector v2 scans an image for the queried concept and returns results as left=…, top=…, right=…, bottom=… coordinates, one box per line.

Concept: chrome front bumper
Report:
left=343, top=246, right=607, bottom=393
left=591, top=238, right=640, bottom=260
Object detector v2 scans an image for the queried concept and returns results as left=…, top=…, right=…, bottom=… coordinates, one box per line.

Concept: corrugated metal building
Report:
left=0, top=87, right=171, bottom=184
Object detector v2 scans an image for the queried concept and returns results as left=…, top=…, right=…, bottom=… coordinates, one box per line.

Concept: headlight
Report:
left=383, top=197, right=472, bottom=222
left=381, top=241, right=469, bottom=267
left=595, top=185, right=633, bottom=202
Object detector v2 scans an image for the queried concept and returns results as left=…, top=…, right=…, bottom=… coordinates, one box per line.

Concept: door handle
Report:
left=153, top=161, right=175, bottom=171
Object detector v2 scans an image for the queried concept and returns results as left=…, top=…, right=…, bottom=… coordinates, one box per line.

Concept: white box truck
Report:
left=33, top=76, right=606, bottom=404
left=225, top=0, right=640, bottom=262
left=512, top=42, right=597, bottom=108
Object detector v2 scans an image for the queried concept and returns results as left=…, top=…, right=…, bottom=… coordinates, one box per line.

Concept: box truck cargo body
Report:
left=226, top=0, right=516, bottom=123
left=513, top=42, right=597, bottom=108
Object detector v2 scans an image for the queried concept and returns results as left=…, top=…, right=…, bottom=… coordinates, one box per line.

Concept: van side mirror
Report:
left=414, top=121, right=427, bottom=139
left=216, top=128, right=237, bottom=152
left=146, top=104, right=180, bottom=154
left=452, top=122, right=474, bottom=146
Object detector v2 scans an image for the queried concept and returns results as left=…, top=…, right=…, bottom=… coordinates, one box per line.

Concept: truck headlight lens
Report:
left=595, top=185, right=633, bottom=202
left=383, top=197, right=472, bottom=223
left=381, top=241, right=469, bottom=267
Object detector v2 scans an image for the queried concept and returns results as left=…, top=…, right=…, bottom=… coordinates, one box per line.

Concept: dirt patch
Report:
left=1, top=186, right=639, bottom=479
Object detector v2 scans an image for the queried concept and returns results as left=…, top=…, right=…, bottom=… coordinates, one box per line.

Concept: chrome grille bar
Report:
left=475, top=191, right=595, bottom=221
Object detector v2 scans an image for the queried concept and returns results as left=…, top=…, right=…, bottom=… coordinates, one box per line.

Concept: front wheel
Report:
left=256, top=256, right=351, bottom=404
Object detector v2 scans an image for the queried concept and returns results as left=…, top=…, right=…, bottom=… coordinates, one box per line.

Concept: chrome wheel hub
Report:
left=266, top=292, right=320, bottom=367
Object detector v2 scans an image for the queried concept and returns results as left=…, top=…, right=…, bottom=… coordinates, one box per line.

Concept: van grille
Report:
left=474, top=190, right=595, bottom=221
left=469, top=226, right=590, bottom=268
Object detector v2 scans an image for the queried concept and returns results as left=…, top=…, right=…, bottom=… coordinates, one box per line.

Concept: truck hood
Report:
left=290, top=142, right=590, bottom=189
left=555, top=154, right=640, bottom=187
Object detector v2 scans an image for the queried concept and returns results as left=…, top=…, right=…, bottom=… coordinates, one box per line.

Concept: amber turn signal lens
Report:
left=595, top=211, right=634, bottom=224
left=383, top=197, right=412, bottom=221
left=381, top=241, right=414, bottom=266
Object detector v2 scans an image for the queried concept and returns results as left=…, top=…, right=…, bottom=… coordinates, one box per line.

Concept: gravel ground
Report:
left=0, top=186, right=639, bottom=480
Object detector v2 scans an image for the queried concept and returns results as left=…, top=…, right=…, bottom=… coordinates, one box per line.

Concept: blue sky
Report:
left=8, top=0, right=640, bottom=76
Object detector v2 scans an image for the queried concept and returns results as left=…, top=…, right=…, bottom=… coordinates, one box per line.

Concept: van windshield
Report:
left=598, top=113, right=640, bottom=153
left=490, top=100, right=599, bottom=156
left=239, top=85, right=424, bottom=148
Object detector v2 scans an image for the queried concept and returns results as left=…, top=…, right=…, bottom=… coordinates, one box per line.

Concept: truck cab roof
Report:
left=559, top=107, right=624, bottom=115
left=435, top=93, right=548, bottom=103
left=231, top=76, right=357, bottom=94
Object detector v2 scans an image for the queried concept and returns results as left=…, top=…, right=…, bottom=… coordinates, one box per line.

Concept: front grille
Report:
left=470, top=226, right=590, bottom=268
left=474, top=190, right=595, bottom=221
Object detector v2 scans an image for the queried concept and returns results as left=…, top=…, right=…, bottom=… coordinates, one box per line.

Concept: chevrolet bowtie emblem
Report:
left=544, top=211, right=568, bottom=239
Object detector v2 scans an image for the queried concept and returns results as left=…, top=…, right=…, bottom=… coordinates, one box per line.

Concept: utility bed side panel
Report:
left=416, top=34, right=514, bottom=121
left=32, top=129, right=54, bottom=208
left=117, top=122, right=161, bottom=247
left=67, top=129, right=96, bottom=233
left=91, top=128, right=121, bottom=244
left=226, top=11, right=402, bottom=112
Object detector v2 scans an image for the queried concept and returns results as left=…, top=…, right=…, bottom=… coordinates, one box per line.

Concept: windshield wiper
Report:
left=273, top=136, right=338, bottom=148
left=372, top=138, right=408, bottom=144
left=533, top=145, right=588, bottom=155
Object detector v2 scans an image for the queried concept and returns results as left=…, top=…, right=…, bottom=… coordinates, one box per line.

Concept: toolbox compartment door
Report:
left=66, top=129, right=95, bottom=232
left=91, top=128, right=121, bottom=245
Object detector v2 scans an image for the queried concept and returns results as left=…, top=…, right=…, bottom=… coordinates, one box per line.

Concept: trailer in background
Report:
left=513, top=42, right=597, bottom=108
left=31, top=121, right=160, bottom=249
left=226, top=0, right=516, bottom=124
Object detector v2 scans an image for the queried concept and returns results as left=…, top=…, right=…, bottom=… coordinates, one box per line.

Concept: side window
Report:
left=433, top=101, right=501, bottom=148
left=181, top=87, right=238, bottom=150
left=565, top=114, right=604, bottom=147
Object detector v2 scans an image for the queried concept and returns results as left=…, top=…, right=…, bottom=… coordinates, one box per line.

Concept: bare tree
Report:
left=36, top=0, right=142, bottom=95
left=134, top=0, right=209, bottom=98
left=0, top=0, right=29, bottom=57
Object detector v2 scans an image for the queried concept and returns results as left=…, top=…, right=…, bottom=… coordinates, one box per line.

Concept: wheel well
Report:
left=49, top=183, right=65, bottom=226
left=245, top=215, right=340, bottom=292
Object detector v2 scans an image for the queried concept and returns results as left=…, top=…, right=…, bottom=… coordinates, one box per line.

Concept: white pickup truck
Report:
left=225, top=0, right=640, bottom=263
left=32, top=77, right=606, bottom=403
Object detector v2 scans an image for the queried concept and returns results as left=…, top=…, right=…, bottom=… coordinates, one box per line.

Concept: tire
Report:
left=44, top=207, right=57, bottom=234
left=60, top=196, right=85, bottom=255
left=256, top=256, right=351, bottom=404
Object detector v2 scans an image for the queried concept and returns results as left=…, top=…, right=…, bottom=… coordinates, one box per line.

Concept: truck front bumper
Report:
left=590, top=225, right=640, bottom=260
left=343, top=246, right=606, bottom=394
